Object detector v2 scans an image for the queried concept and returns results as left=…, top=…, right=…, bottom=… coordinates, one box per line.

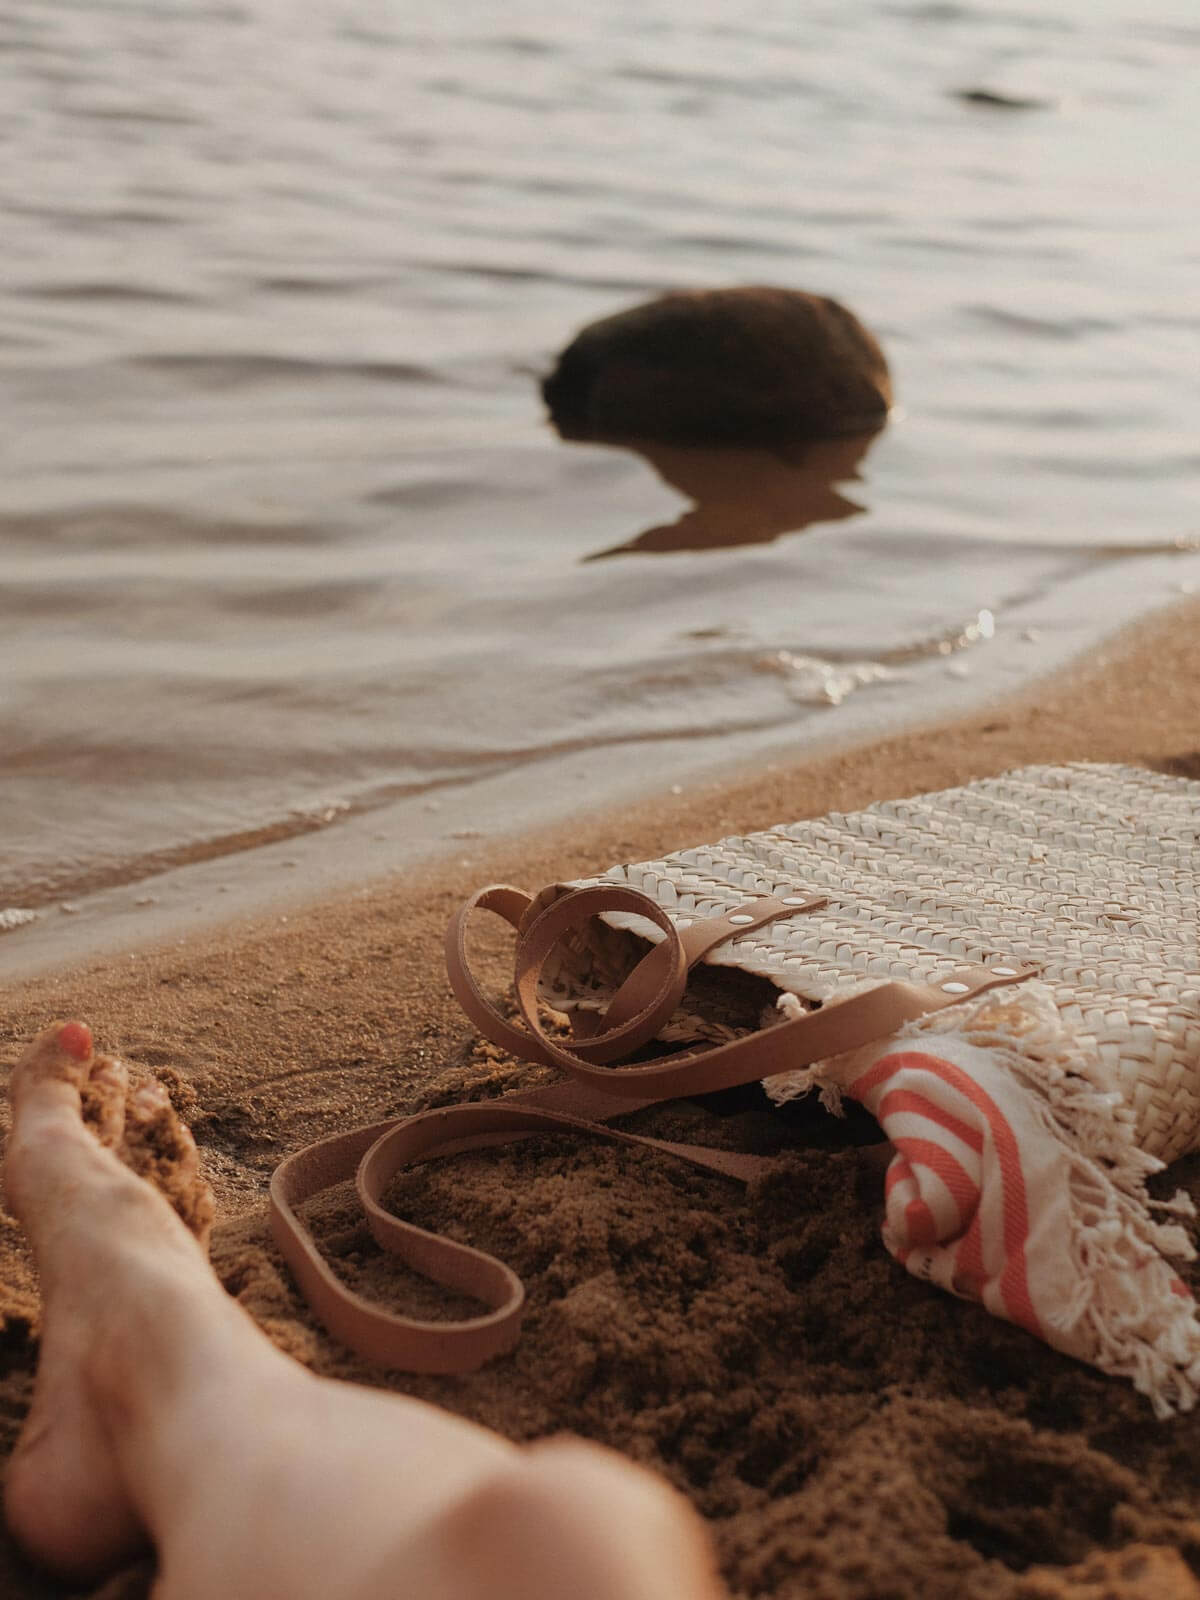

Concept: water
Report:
left=3, top=0, right=1199, bottom=915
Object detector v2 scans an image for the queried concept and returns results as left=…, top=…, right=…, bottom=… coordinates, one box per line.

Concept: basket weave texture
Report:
left=553, top=763, right=1199, bottom=1163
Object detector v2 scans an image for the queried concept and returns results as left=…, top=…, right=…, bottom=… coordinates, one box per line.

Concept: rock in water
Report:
left=541, top=286, right=892, bottom=448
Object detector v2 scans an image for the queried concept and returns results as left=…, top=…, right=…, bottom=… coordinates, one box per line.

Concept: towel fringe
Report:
left=766, top=981, right=1200, bottom=1418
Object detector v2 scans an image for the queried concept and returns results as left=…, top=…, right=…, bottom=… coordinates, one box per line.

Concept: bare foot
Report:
left=3, top=1021, right=214, bottom=1580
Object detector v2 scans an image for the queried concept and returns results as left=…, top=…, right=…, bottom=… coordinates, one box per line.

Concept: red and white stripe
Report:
left=802, top=1030, right=1200, bottom=1411
left=844, top=1040, right=1069, bottom=1344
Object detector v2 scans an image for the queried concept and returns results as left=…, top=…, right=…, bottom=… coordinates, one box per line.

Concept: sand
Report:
left=1, top=597, right=1199, bottom=1600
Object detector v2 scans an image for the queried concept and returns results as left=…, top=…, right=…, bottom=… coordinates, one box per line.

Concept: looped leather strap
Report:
left=270, top=883, right=1038, bottom=1372
left=442, top=882, right=816, bottom=1067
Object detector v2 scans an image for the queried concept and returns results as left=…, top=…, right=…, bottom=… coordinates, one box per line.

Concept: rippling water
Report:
left=2, top=0, right=1199, bottom=911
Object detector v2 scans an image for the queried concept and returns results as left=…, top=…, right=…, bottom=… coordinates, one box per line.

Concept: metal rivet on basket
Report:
left=728, top=913, right=754, bottom=925
left=992, top=966, right=1017, bottom=977
left=941, top=980, right=970, bottom=993
left=781, top=896, right=809, bottom=906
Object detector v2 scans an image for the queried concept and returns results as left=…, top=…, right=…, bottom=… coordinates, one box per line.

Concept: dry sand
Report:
left=1, top=598, right=1199, bottom=1600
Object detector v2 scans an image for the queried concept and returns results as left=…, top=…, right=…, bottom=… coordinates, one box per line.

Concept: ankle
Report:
left=88, top=1284, right=295, bottom=1534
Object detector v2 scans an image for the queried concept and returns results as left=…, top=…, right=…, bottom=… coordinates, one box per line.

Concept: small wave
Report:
left=431, top=260, right=660, bottom=295
left=1136, top=22, right=1200, bottom=46
left=220, top=580, right=384, bottom=620
left=947, top=4, right=1070, bottom=31
left=934, top=404, right=1103, bottom=429
left=756, top=651, right=899, bottom=706
left=255, top=274, right=389, bottom=297
left=883, top=1, right=969, bottom=20
left=0, top=29, right=54, bottom=52
left=131, top=353, right=443, bottom=389
left=21, top=280, right=196, bottom=305
left=965, top=304, right=1118, bottom=341
left=876, top=610, right=996, bottom=666
left=0, top=506, right=333, bottom=548
left=367, top=477, right=491, bottom=509
left=952, top=87, right=1055, bottom=111
left=67, top=104, right=201, bottom=127
left=0, top=909, right=38, bottom=934
left=3, top=199, right=185, bottom=229
left=1019, top=453, right=1200, bottom=482
left=338, top=23, right=422, bottom=48
left=480, top=34, right=559, bottom=56
left=1, top=804, right=353, bottom=913
left=614, top=63, right=819, bottom=101
left=664, top=232, right=811, bottom=258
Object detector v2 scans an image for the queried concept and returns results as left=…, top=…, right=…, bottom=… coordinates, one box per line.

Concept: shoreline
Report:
left=1, top=594, right=1198, bottom=1600
left=2, top=588, right=1197, bottom=989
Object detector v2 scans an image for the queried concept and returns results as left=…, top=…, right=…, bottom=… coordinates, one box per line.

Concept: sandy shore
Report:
left=1, top=597, right=1199, bottom=1600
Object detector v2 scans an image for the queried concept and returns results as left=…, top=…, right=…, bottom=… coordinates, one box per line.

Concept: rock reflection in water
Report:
left=582, top=430, right=881, bottom=561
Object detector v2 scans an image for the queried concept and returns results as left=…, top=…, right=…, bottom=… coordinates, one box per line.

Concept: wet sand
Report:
left=1, top=597, right=1199, bottom=1600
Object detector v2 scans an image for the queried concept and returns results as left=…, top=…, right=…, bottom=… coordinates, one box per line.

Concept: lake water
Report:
left=2, top=0, right=1199, bottom=918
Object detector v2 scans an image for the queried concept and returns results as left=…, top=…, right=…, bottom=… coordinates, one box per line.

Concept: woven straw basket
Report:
left=543, top=762, right=1199, bottom=1163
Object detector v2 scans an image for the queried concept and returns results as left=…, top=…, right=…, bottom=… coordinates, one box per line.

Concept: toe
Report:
left=123, top=1078, right=215, bottom=1248
left=81, top=1056, right=129, bottom=1150
left=4, top=1025, right=114, bottom=1225
left=10, top=1022, right=94, bottom=1107
left=175, top=1121, right=215, bottom=1249
left=120, top=1080, right=173, bottom=1176
left=129, top=1080, right=169, bottom=1117
left=173, top=1115, right=202, bottom=1184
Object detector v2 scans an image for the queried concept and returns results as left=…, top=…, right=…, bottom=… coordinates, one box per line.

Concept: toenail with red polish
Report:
left=57, top=1022, right=93, bottom=1060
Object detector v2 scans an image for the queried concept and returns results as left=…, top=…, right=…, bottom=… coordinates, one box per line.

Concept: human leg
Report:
left=4, top=1022, right=722, bottom=1598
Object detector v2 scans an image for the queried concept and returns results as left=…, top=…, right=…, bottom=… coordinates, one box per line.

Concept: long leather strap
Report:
left=269, top=883, right=1037, bottom=1372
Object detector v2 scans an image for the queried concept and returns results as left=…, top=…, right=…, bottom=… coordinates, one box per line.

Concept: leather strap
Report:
left=270, top=883, right=1037, bottom=1372
left=442, top=883, right=822, bottom=1067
